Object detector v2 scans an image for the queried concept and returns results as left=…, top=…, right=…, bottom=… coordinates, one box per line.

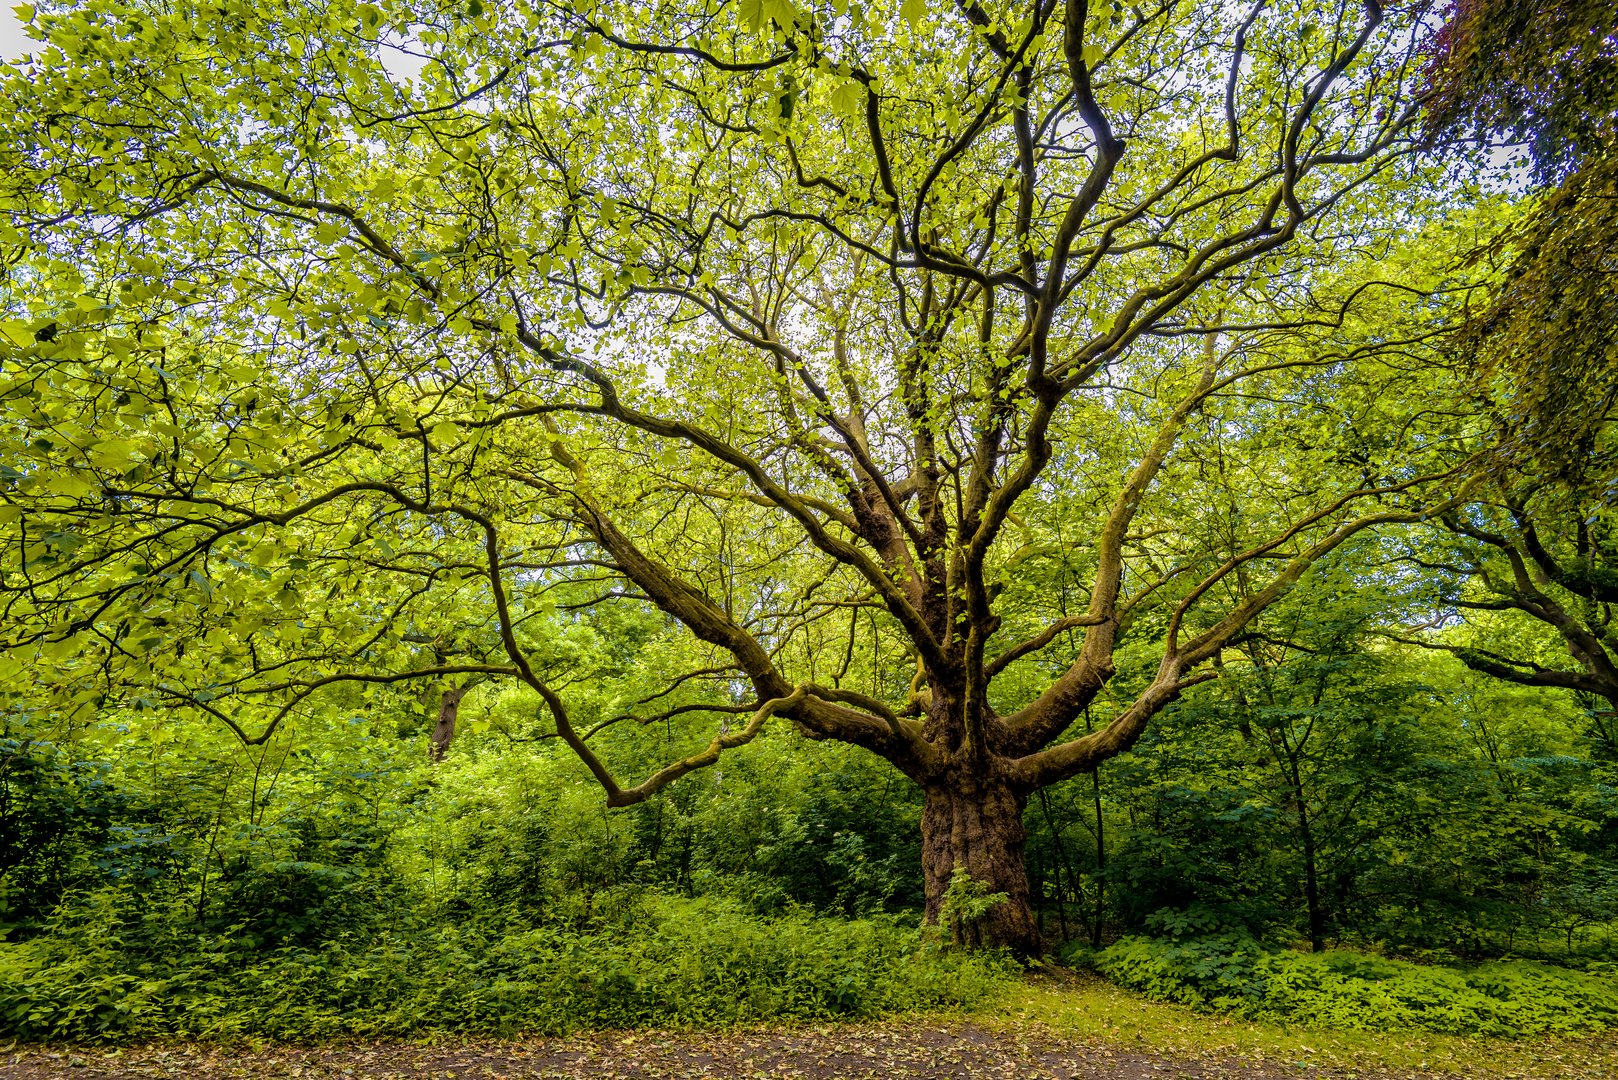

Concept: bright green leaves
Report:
left=828, top=78, right=864, bottom=119
left=85, top=438, right=142, bottom=471
left=0, top=0, right=1508, bottom=819
left=740, top=0, right=800, bottom=35
left=0, top=319, right=33, bottom=347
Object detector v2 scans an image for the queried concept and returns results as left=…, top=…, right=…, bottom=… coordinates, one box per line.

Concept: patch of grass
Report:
left=985, top=969, right=1618, bottom=1078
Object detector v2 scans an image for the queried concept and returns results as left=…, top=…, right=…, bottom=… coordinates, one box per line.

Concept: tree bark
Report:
left=430, top=685, right=469, bottom=763
left=1297, top=791, right=1326, bottom=953
left=1282, top=744, right=1326, bottom=952
left=921, top=776, right=1041, bottom=957
left=1090, top=766, right=1107, bottom=948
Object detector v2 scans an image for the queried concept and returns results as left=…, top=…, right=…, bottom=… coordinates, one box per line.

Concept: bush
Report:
left=1078, top=933, right=1618, bottom=1038
left=0, top=892, right=1014, bottom=1042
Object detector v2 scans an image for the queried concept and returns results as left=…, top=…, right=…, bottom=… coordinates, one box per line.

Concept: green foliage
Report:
left=1458, top=158, right=1618, bottom=472
left=0, top=738, right=136, bottom=935
left=416, top=726, right=924, bottom=922
left=0, top=893, right=1012, bottom=1042
left=1024, top=565, right=1618, bottom=961
left=1422, top=0, right=1616, bottom=178
left=0, top=700, right=996, bottom=1042
left=936, top=867, right=1009, bottom=947
left=1080, top=934, right=1618, bottom=1038
left=3, top=551, right=1615, bottom=1042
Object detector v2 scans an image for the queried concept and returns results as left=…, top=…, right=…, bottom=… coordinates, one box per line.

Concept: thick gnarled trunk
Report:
left=921, top=777, right=1040, bottom=957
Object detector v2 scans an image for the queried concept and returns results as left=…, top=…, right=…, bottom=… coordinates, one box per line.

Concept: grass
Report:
left=979, top=968, right=1618, bottom=1078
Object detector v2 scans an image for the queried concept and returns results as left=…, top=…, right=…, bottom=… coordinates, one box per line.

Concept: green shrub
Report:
left=0, top=893, right=1014, bottom=1042
left=1079, top=934, right=1618, bottom=1038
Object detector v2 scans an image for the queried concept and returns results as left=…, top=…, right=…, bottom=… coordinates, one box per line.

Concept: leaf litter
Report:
left=5, top=1020, right=1611, bottom=1080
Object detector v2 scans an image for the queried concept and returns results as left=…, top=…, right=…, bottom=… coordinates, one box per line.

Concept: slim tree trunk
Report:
left=1037, top=788, right=1070, bottom=943
left=1299, top=810, right=1325, bottom=952
left=1090, top=766, right=1106, bottom=948
left=1286, top=753, right=1326, bottom=952
left=921, top=777, right=1041, bottom=957
left=430, top=685, right=469, bottom=763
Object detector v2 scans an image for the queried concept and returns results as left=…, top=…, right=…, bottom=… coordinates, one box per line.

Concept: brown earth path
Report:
left=3, top=1022, right=1595, bottom=1080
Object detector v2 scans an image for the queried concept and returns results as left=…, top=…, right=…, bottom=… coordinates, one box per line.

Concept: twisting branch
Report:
left=986, top=613, right=1108, bottom=680
left=542, top=683, right=809, bottom=808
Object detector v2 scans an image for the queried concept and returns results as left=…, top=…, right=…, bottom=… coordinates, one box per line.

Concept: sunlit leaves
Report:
left=0, top=0, right=1513, bottom=830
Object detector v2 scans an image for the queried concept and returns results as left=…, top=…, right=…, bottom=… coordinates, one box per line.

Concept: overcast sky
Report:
left=2, top=8, right=31, bottom=61
left=0, top=11, right=431, bottom=83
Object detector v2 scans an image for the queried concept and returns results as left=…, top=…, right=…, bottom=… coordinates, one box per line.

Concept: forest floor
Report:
left=4, top=974, right=1616, bottom=1080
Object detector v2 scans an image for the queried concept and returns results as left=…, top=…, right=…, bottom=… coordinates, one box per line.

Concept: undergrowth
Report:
left=0, top=891, right=1014, bottom=1042
left=1073, top=932, right=1618, bottom=1038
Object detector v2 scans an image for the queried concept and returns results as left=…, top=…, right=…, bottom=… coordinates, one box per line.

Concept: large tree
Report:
left=0, top=0, right=1486, bottom=951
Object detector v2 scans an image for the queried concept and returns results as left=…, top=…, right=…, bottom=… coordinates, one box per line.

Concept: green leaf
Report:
left=41, top=472, right=94, bottom=499
left=88, top=440, right=138, bottom=470
left=830, top=79, right=863, bottom=119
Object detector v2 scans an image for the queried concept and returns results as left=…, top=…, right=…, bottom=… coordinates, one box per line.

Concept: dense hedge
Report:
left=1077, top=932, right=1618, bottom=1037
left=0, top=893, right=1013, bottom=1042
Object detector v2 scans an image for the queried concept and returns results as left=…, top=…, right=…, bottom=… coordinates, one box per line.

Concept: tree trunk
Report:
left=1090, top=766, right=1106, bottom=948
left=1284, top=752, right=1326, bottom=952
left=921, top=778, right=1041, bottom=957
left=430, top=685, right=468, bottom=763
left=1299, top=806, right=1325, bottom=952
left=1036, top=788, right=1070, bottom=943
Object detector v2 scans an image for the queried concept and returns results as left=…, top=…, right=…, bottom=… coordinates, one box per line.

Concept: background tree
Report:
left=1392, top=484, right=1618, bottom=760
left=1398, top=0, right=1618, bottom=753
left=1421, top=0, right=1616, bottom=182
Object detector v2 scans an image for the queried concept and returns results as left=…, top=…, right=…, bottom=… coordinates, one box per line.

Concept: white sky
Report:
left=0, top=11, right=425, bottom=76
left=1, top=7, right=32, bottom=61
left=380, top=30, right=430, bottom=86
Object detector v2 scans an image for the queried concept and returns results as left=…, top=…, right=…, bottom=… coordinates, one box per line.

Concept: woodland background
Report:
left=5, top=565, right=1618, bottom=1039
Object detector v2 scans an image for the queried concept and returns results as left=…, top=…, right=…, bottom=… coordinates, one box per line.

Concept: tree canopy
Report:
left=0, top=0, right=1518, bottom=951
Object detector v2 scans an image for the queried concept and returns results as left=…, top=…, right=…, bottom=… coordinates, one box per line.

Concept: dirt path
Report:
left=0, top=1022, right=1555, bottom=1080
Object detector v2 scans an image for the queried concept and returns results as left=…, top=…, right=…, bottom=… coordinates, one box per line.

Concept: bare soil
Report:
left=0, top=1021, right=1563, bottom=1080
